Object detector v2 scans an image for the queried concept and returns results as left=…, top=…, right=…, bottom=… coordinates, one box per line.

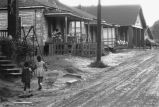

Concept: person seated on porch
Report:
left=52, top=29, right=60, bottom=38
left=52, top=29, right=63, bottom=41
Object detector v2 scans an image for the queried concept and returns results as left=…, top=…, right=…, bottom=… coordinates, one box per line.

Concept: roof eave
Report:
left=0, top=6, right=45, bottom=10
left=45, top=12, right=92, bottom=21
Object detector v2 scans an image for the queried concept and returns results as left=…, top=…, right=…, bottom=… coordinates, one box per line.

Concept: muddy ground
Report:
left=1, top=49, right=159, bottom=107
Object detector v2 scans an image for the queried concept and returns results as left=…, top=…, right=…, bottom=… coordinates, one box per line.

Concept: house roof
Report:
left=80, top=5, right=147, bottom=27
left=0, top=0, right=96, bottom=20
left=0, top=0, right=55, bottom=9
left=44, top=0, right=97, bottom=20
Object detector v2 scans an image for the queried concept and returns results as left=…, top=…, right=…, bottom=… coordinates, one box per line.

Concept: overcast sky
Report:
left=59, top=0, right=158, bottom=27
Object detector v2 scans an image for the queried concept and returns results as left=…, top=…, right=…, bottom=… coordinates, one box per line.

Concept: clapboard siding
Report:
left=0, top=8, right=48, bottom=45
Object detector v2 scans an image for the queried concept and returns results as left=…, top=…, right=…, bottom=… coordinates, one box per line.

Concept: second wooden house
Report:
left=79, top=5, right=150, bottom=48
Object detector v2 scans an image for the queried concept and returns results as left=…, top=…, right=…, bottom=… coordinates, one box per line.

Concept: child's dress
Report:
left=36, top=61, right=45, bottom=77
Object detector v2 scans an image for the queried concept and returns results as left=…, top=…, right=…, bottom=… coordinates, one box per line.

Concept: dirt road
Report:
left=2, top=49, right=159, bottom=107
left=48, top=49, right=159, bottom=107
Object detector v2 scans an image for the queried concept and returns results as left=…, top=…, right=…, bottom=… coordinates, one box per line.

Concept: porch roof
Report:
left=41, top=0, right=96, bottom=21
left=44, top=8, right=94, bottom=21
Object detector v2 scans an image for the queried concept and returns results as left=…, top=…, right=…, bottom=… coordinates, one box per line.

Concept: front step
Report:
left=0, top=55, right=21, bottom=78
left=7, top=72, right=22, bottom=77
left=0, top=56, right=7, bottom=60
left=2, top=68, right=22, bottom=78
left=0, top=60, right=12, bottom=64
left=0, top=64, right=16, bottom=69
left=3, top=68, right=21, bottom=73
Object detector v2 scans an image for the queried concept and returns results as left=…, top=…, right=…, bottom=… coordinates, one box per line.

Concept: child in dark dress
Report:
left=21, top=61, right=32, bottom=93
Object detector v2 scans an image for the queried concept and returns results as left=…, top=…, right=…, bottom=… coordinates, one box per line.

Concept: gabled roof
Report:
left=79, top=5, right=147, bottom=27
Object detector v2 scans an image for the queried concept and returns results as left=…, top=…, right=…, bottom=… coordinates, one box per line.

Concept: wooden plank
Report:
left=13, top=102, right=32, bottom=104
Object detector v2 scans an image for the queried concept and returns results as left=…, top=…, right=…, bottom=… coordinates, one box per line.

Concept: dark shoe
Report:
left=28, top=90, right=31, bottom=93
left=38, top=87, right=42, bottom=91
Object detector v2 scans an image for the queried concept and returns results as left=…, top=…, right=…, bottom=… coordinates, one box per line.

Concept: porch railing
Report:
left=0, top=30, right=8, bottom=38
left=48, top=42, right=97, bottom=57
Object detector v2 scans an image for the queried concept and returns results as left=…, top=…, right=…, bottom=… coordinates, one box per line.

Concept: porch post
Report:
left=111, top=28, right=113, bottom=46
left=80, top=20, right=82, bottom=35
left=116, top=27, right=119, bottom=41
left=136, top=28, right=138, bottom=47
left=92, top=26, right=94, bottom=42
left=127, top=28, right=129, bottom=45
left=65, top=16, right=68, bottom=43
left=116, top=27, right=119, bottom=46
left=74, top=21, right=77, bottom=42
left=137, top=28, right=140, bottom=47
left=118, top=28, right=120, bottom=40
left=80, top=20, right=82, bottom=42
left=88, top=21, right=90, bottom=42
left=139, top=29, right=141, bottom=48
left=86, top=21, right=89, bottom=42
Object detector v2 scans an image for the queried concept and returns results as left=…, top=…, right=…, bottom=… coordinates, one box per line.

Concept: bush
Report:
left=0, top=38, right=34, bottom=64
left=15, top=40, right=34, bottom=63
left=0, top=38, right=15, bottom=58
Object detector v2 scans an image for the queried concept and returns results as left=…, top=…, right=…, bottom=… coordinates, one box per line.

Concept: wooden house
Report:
left=79, top=5, right=149, bottom=48
left=0, top=0, right=109, bottom=57
left=0, top=0, right=99, bottom=43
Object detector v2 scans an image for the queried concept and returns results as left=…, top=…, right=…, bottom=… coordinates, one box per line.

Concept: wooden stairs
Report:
left=0, top=55, right=22, bottom=78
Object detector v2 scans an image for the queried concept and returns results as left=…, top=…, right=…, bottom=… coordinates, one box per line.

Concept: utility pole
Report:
left=90, top=0, right=106, bottom=67
left=96, top=0, right=102, bottom=62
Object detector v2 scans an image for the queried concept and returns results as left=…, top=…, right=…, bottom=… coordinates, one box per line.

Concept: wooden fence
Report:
left=48, top=42, right=97, bottom=57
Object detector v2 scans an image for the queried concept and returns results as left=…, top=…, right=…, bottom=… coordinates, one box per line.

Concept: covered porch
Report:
left=44, top=9, right=97, bottom=57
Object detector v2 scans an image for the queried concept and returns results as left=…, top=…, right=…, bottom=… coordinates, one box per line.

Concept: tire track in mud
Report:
left=116, top=65, right=159, bottom=107
left=79, top=52, right=155, bottom=93
left=97, top=64, right=158, bottom=107
left=80, top=56, right=157, bottom=107
left=51, top=51, right=157, bottom=107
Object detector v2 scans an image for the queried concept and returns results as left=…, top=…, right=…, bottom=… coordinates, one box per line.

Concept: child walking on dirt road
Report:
left=21, top=61, right=32, bottom=93
left=35, top=56, right=47, bottom=90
